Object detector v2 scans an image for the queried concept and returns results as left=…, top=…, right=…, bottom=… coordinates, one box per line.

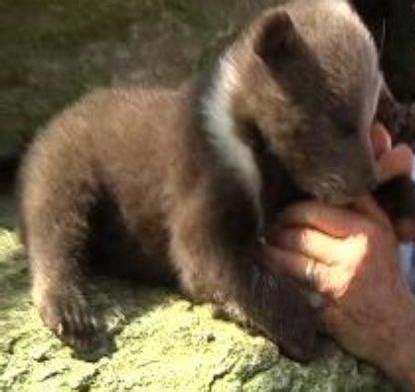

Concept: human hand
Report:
left=264, top=196, right=413, bottom=362
left=262, top=124, right=415, bottom=376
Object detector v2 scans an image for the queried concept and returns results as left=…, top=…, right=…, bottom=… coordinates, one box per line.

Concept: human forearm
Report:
left=376, top=290, right=415, bottom=391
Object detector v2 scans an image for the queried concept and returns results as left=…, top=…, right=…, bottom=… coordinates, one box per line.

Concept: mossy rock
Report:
left=0, top=195, right=400, bottom=391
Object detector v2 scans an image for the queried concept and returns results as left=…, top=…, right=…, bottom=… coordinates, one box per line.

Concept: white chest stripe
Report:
left=202, top=54, right=262, bottom=204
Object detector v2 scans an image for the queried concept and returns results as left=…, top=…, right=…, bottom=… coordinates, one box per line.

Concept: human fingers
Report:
left=396, top=218, right=415, bottom=243
left=262, top=245, right=323, bottom=288
left=371, top=123, right=392, bottom=159
left=279, top=201, right=371, bottom=238
left=353, top=195, right=392, bottom=228
left=377, top=143, right=413, bottom=182
left=268, top=227, right=344, bottom=266
left=262, top=243, right=358, bottom=298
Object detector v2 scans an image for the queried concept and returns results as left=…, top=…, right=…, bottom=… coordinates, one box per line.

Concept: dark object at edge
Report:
left=0, top=152, right=22, bottom=191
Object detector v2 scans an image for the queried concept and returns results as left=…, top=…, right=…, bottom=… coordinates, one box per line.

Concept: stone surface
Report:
left=0, top=0, right=277, bottom=155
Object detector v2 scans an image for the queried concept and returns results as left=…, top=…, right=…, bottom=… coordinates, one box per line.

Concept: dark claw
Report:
left=37, top=286, right=102, bottom=354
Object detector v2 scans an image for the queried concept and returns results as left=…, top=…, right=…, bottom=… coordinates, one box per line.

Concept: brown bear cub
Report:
left=19, top=0, right=412, bottom=362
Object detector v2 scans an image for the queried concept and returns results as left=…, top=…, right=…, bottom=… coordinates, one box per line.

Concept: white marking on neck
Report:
left=202, top=53, right=262, bottom=206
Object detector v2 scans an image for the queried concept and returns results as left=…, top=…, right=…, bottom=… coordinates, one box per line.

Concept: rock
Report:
left=0, top=0, right=279, bottom=157
left=31, top=344, right=53, bottom=362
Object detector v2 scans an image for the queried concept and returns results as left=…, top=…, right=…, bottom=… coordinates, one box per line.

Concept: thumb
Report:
left=353, top=195, right=392, bottom=229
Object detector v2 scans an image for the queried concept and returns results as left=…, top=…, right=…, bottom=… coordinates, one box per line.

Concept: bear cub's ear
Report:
left=254, top=11, right=301, bottom=68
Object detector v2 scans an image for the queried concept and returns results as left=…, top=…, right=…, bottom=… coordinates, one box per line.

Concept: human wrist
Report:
left=376, top=288, right=415, bottom=389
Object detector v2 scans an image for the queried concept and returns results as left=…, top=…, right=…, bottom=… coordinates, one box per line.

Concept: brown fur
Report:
left=19, top=0, right=405, bottom=362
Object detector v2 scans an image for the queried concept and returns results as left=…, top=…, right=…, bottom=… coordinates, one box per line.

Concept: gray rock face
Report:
left=0, top=195, right=398, bottom=391
left=0, top=0, right=279, bottom=156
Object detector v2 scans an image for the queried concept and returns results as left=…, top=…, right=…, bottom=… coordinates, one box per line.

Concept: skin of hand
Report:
left=262, top=124, right=415, bottom=388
